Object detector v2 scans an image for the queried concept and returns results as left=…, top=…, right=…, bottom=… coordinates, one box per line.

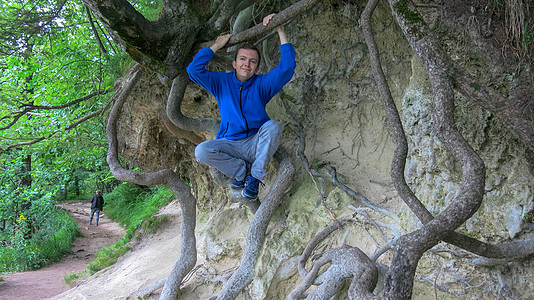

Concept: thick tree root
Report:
left=290, top=245, right=378, bottom=300
left=105, top=64, right=198, bottom=300
left=291, top=217, right=379, bottom=300
left=166, top=74, right=220, bottom=136
left=214, top=148, right=295, bottom=299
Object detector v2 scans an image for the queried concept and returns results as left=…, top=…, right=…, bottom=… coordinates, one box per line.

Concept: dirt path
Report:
left=0, top=201, right=125, bottom=300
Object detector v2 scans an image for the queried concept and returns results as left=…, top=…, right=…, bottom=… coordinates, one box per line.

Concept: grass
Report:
left=87, top=245, right=132, bottom=274
left=0, top=207, right=80, bottom=273
left=64, top=270, right=86, bottom=285
left=85, top=183, right=175, bottom=274
left=0, top=182, right=174, bottom=277
left=33, top=210, right=81, bottom=264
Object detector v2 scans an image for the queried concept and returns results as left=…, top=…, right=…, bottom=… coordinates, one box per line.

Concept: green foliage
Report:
left=0, top=0, right=130, bottom=201
left=0, top=0, right=132, bottom=153
left=0, top=0, right=164, bottom=276
left=394, top=0, right=423, bottom=24
left=524, top=212, right=533, bottom=223
left=0, top=206, right=80, bottom=272
left=103, top=183, right=173, bottom=231
left=32, top=209, right=81, bottom=263
left=130, top=0, right=163, bottom=21
left=0, top=0, right=131, bottom=273
left=88, top=244, right=132, bottom=274
left=87, top=183, right=174, bottom=274
left=0, top=148, right=90, bottom=272
left=64, top=270, right=86, bottom=285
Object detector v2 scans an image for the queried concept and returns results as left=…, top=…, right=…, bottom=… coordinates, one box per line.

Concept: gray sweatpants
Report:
left=195, top=120, right=281, bottom=181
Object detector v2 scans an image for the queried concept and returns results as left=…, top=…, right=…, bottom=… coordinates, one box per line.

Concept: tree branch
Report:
left=197, top=0, right=323, bottom=49
left=4, top=105, right=107, bottom=150
left=0, top=89, right=109, bottom=130
left=85, top=5, right=109, bottom=58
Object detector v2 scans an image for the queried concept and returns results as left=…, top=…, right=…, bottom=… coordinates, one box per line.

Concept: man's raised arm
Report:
left=210, top=34, right=232, bottom=53
left=263, top=13, right=289, bottom=45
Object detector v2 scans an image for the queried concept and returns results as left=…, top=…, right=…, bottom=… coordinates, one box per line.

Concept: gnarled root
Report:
left=289, top=245, right=378, bottom=300
left=106, top=64, right=197, bottom=300
left=214, top=147, right=295, bottom=299
left=166, top=73, right=220, bottom=135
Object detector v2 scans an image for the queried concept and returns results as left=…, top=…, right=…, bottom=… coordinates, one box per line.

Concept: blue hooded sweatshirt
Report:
left=186, top=43, right=296, bottom=140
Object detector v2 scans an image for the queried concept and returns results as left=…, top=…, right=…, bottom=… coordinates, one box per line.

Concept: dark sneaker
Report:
left=231, top=178, right=245, bottom=190
left=242, top=175, right=264, bottom=200
left=230, top=161, right=250, bottom=190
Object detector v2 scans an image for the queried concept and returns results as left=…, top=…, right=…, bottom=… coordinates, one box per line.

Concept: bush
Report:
left=0, top=207, right=80, bottom=272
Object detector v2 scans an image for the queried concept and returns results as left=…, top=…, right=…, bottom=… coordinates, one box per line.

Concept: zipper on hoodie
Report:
left=221, top=122, right=229, bottom=137
left=239, top=85, right=249, bottom=138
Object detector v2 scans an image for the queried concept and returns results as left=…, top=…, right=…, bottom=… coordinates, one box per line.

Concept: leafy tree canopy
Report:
left=0, top=0, right=137, bottom=272
left=0, top=0, right=132, bottom=154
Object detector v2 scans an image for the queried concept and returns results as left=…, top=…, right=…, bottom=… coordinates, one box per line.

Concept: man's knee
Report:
left=195, top=142, right=209, bottom=163
left=263, top=120, right=282, bottom=137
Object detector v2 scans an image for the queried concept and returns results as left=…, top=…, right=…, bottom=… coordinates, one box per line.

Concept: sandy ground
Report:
left=0, top=201, right=125, bottom=300
left=50, top=200, right=226, bottom=300
left=50, top=200, right=187, bottom=300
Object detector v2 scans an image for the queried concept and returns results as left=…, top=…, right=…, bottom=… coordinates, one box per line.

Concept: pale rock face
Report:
left=73, top=1, right=533, bottom=299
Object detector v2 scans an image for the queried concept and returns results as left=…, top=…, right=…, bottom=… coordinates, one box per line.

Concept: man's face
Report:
left=232, top=48, right=260, bottom=82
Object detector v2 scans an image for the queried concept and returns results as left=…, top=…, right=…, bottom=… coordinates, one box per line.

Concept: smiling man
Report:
left=233, top=46, right=260, bottom=81
left=186, top=13, right=296, bottom=200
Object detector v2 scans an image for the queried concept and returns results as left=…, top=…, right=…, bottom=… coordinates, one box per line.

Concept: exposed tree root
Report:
left=363, top=0, right=534, bottom=270
left=363, top=0, right=487, bottom=298
left=291, top=217, right=379, bottom=300
left=214, top=147, right=295, bottom=299
left=357, top=0, right=534, bottom=298
left=297, top=217, right=354, bottom=279
left=290, top=245, right=379, bottom=300
left=105, top=64, right=197, bottom=300
left=166, top=73, right=220, bottom=136
left=160, top=111, right=204, bottom=145
left=292, top=210, right=397, bottom=298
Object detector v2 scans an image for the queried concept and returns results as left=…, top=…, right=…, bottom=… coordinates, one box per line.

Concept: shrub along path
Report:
left=0, top=201, right=124, bottom=300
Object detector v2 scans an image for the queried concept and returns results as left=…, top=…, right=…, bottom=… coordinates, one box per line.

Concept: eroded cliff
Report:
left=57, top=1, right=534, bottom=299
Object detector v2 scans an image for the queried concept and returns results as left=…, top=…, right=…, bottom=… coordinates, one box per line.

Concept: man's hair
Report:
left=234, top=43, right=261, bottom=65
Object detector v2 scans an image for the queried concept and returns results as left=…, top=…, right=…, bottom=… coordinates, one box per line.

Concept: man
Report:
left=187, top=13, right=295, bottom=200
left=89, top=190, right=104, bottom=226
